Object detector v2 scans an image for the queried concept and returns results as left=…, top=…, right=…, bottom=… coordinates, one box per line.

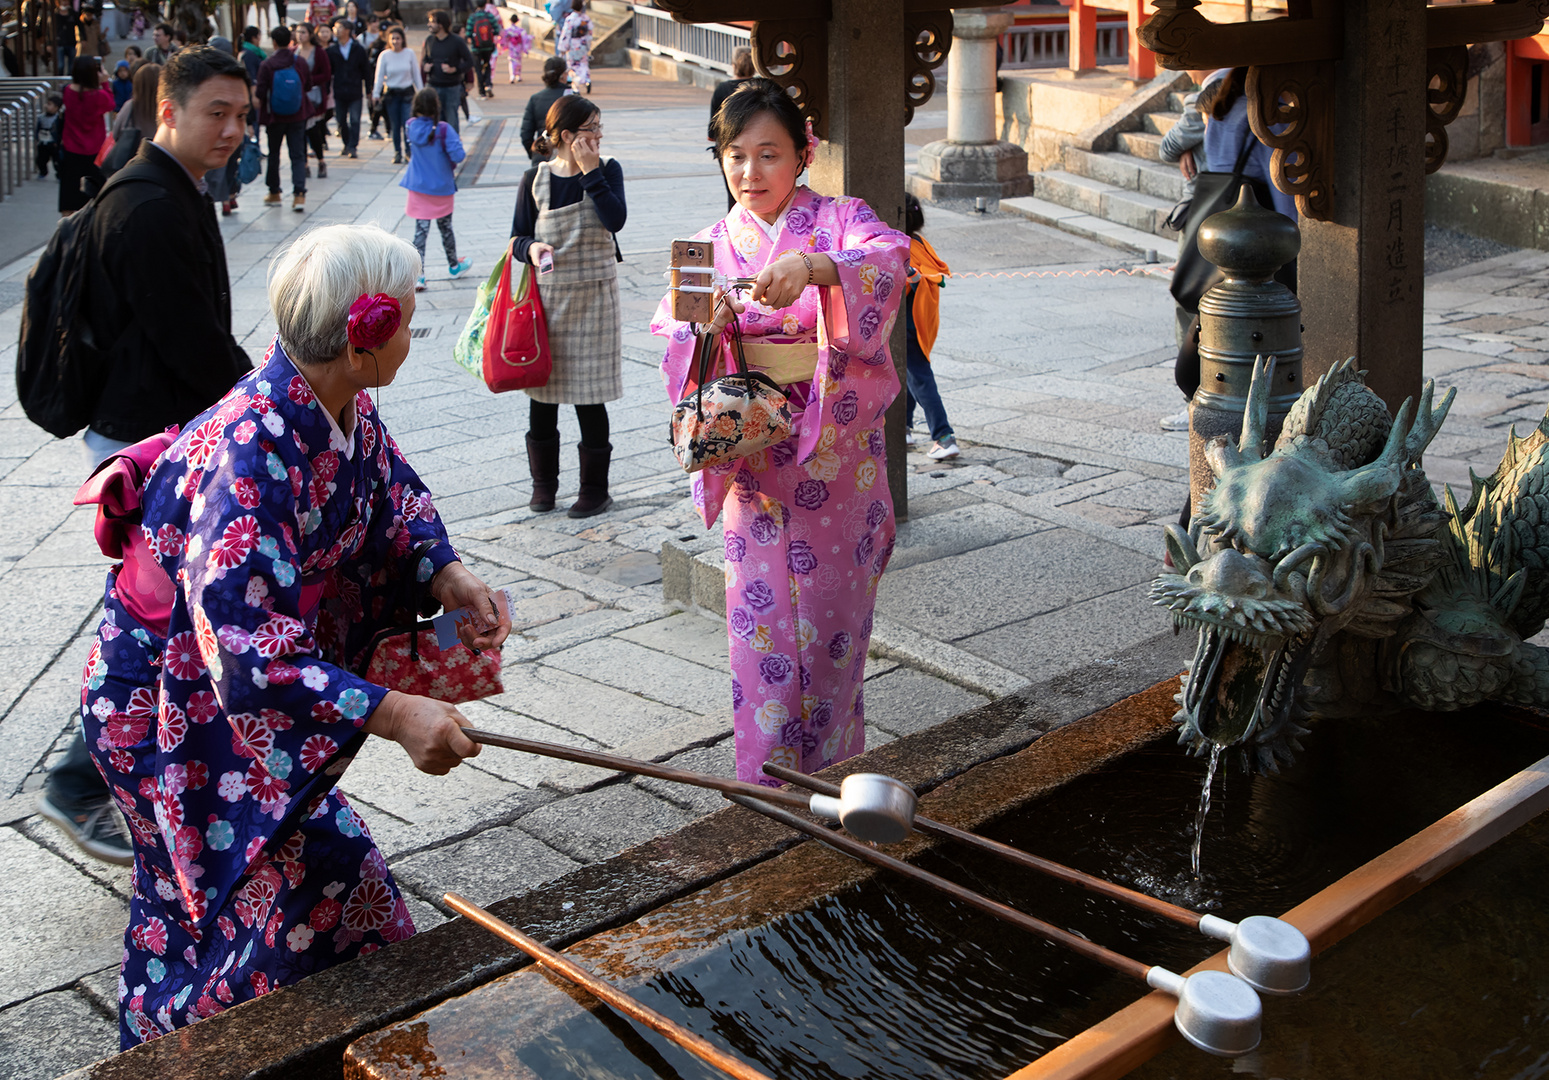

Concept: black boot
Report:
left=569, top=443, right=613, bottom=518
left=526, top=432, right=560, bottom=512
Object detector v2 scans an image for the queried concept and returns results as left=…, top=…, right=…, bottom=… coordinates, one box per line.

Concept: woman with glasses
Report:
left=508, top=95, right=625, bottom=518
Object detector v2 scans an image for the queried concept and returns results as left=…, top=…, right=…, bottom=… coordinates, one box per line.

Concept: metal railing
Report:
left=630, top=3, right=748, bottom=75
left=2, top=0, right=66, bottom=78
left=1000, top=19, right=1128, bottom=70
left=0, top=77, right=68, bottom=203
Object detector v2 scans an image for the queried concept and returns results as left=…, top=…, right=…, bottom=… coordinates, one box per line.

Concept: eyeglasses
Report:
left=577, top=123, right=602, bottom=134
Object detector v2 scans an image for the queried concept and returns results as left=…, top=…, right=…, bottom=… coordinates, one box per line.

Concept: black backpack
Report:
left=17, top=172, right=152, bottom=439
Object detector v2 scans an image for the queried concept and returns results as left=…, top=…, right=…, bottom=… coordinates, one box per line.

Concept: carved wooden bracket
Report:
left=1138, top=0, right=1341, bottom=69
left=1427, top=0, right=1549, bottom=48
left=1141, top=0, right=1547, bottom=70
left=1424, top=44, right=1470, bottom=175
left=1246, top=61, right=1336, bottom=221
left=750, top=19, right=830, bottom=139
left=904, top=9, right=951, bottom=125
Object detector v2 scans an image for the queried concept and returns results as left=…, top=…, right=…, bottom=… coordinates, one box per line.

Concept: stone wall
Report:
left=1000, top=70, right=1139, bottom=172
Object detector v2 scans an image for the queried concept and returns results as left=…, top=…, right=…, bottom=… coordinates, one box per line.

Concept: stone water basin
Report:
left=345, top=693, right=1549, bottom=1080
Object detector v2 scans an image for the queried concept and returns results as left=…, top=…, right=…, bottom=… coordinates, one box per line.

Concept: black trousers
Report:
left=36, top=140, right=57, bottom=176
left=57, top=148, right=100, bottom=213
left=530, top=401, right=609, bottom=448
left=307, top=116, right=329, bottom=160
left=265, top=120, right=307, bottom=194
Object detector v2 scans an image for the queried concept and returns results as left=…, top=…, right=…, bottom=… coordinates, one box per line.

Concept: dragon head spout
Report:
left=1151, top=358, right=1455, bottom=770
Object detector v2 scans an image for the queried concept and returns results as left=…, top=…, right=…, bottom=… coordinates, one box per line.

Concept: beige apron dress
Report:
left=526, top=158, right=623, bottom=405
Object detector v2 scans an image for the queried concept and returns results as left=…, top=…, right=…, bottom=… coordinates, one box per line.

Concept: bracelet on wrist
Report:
left=798, top=251, right=814, bottom=286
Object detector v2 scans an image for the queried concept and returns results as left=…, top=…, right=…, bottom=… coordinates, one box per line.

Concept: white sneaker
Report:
left=1159, top=407, right=1190, bottom=431
left=904, top=430, right=917, bottom=446
left=414, top=276, right=427, bottom=292
left=927, top=436, right=960, bottom=461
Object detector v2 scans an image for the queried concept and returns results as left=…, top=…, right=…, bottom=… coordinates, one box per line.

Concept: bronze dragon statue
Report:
left=1151, top=355, right=1549, bottom=771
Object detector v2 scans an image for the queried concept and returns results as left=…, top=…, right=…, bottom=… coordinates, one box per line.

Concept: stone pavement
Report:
left=1, top=52, right=1548, bottom=1080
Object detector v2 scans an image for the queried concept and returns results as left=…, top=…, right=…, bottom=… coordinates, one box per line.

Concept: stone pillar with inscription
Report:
left=1296, top=0, right=1428, bottom=410
left=909, top=9, right=1034, bottom=205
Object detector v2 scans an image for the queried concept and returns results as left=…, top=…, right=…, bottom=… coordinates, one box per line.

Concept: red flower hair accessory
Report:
left=347, top=293, right=401, bottom=351
left=802, top=117, right=819, bottom=168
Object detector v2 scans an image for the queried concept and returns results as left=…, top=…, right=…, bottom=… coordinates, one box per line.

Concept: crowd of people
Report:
left=19, top=14, right=1298, bottom=1059
left=32, top=0, right=554, bottom=214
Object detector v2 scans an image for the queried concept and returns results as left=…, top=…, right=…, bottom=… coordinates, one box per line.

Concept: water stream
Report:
left=1190, top=742, right=1223, bottom=879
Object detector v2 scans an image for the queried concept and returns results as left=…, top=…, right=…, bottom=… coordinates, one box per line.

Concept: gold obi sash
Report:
left=741, top=341, right=819, bottom=386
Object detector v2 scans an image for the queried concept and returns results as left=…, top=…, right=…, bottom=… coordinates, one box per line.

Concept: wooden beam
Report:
left=1138, top=0, right=1341, bottom=68
left=1427, top=0, right=1549, bottom=48
left=1127, top=0, right=1156, bottom=79
left=1071, top=0, right=1098, bottom=70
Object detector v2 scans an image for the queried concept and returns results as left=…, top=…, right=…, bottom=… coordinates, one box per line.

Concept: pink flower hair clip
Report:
left=802, top=117, right=819, bottom=169
left=347, top=293, right=402, bottom=351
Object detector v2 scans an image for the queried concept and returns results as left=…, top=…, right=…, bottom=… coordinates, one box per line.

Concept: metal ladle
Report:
left=460, top=730, right=914, bottom=844
left=763, top=761, right=1311, bottom=997
left=727, top=793, right=1262, bottom=1058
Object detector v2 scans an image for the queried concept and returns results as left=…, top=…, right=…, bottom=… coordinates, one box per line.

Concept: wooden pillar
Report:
left=1297, top=0, right=1428, bottom=413
left=1070, top=0, right=1097, bottom=72
left=1127, top=0, right=1155, bottom=80
left=811, top=0, right=911, bottom=519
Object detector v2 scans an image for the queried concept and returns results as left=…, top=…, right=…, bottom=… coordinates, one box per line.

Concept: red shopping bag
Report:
left=482, top=253, right=552, bottom=392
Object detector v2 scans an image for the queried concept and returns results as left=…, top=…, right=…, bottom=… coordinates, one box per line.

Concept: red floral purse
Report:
left=356, top=542, right=503, bottom=704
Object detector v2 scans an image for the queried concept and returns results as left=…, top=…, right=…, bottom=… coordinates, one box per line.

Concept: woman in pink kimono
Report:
left=651, top=79, right=909, bottom=785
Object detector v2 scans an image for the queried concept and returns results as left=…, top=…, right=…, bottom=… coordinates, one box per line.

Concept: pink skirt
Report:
left=405, top=191, right=455, bottom=220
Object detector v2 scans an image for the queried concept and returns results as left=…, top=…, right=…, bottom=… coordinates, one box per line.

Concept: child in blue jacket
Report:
left=401, top=88, right=473, bottom=290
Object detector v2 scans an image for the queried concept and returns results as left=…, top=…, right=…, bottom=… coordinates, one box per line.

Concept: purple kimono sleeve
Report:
left=801, top=199, right=909, bottom=467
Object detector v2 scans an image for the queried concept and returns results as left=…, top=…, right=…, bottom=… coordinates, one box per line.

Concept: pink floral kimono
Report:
left=651, top=187, right=909, bottom=784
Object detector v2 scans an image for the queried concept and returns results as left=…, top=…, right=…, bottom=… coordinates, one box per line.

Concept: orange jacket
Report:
left=909, top=234, right=950, bottom=360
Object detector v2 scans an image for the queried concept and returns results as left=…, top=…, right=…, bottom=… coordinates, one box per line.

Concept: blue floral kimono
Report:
left=80, top=338, right=460, bottom=1047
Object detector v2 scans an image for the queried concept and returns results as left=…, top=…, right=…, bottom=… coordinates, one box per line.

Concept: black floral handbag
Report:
left=669, top=318, right=793, bottom=474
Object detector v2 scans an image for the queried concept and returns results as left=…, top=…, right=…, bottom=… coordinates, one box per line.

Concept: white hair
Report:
left=267, top=223, right=419, bottom=367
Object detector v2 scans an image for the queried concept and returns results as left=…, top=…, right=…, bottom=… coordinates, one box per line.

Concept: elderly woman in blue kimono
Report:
left=79, top=223, right=510, bottom=1047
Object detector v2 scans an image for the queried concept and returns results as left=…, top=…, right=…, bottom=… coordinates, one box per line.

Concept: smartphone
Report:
left=538, top=250, right=554, bottom=274
left=670, top=238, right=713, bottom=323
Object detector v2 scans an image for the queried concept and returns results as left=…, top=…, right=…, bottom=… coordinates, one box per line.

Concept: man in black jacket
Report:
left=85, top=49, right=253, bottom=445
left=38, top=45, right=254, bottom=865
left=327, top=17, right=371, bottom=157
left=422, top=8, right=472, bottom=133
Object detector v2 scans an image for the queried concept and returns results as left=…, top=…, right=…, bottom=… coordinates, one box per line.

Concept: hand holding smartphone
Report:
left=539, top=250, right=554, bottom=274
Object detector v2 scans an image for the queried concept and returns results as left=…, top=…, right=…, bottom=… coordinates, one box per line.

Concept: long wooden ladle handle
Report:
left=462, top=728, right=815, bottom=812
left=443, top=893, right=776, bottom=1080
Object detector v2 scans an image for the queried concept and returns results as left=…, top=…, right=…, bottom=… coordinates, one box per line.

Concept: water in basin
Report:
left=422, top=708, right=1549, bottom=1079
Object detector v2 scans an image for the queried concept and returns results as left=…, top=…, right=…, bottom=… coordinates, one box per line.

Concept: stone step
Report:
left=1146, top=111, right=1182, bottom=137
left=1168, top=90, right=1194, bottom=113
left=1064, top=146, right=1185, bottom=202
left=1031, top=169, right=1180, bottom=236
left=1118, top=130, right=1166, bottom=163
left=1001, top=195, right=1165, bottom=257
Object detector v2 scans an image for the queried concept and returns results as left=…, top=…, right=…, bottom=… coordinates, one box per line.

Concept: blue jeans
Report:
left=904, top=302, right=953, bottom=441
left=434, top=84, right=462, bottom=133
left=336, top=96, right=363, bottom=152
left=384, top=89, right=412, bottom=155
left=44, top=429, right=133, bottom=812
